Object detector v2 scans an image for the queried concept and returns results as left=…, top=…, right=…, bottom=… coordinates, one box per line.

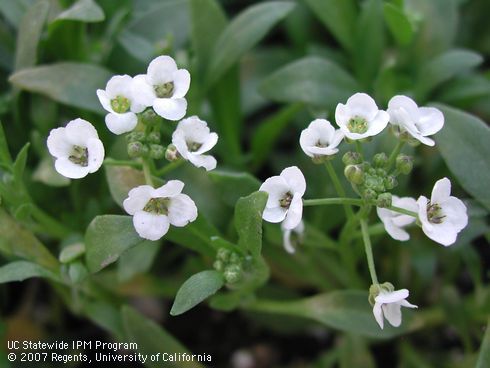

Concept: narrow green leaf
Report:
left=105, top=165, right=145, bottom=208
left=14, top=0, right=49, bottom=71
left=53, top=0, right=104, bottom=23
left=383, top=3, right=414, bottom=46
left=208, top=170, right=261, bottom=207
left=260, top=56, right=359, bottom=108
left=12, top=142, right=29, bottom=183
left=117, top=30, right=155, bottom=63
left=59, top=242, right=85, bottom=264
left=32, top=156, right=70, bottom=187
left=170, top=270, right=225, bottom=316
left=9, top=62, right=112, bottom=113
left=206, top=1, right=295, bottom=86
left=85, top=215, right=149, bottom=273
left=0, top=261, right=60, bottom=283
left=303, top=0, right=357, bottom=52
left=118, top=240, right=160, bottom=282
left=437, top=75, right=490, bottom=104
left=0, top=122, right=12, bottom=166
left=433, top=104, right=490, bottom=210
left=0, top=0, right=37, bottom=28
left=476, top=318, right=490, bottom=368
left=417, top=49, right=483, bottom=99
left=0, top=209, right=59, bottom=271
left=82, top=301, right=125, bottom=340
left=235, top=191, right=268, bottom=258
left=122, top=306, right=204, bottom=368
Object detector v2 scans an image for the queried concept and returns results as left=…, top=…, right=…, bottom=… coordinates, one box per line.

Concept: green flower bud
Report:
left=149, top=144, right=165, bottom=160
left=217, top=248, right=231, bottom=262
left=344, top=164, right=364, bottom=185
left=224, top=264, right=242, bottom=284
left=213, top=260, right=224, bottom=272
left=373, top=152, right=388, bottom=168
left=147, top=131, right=161, bottom=144
left=165, top=144, right=179, bottom=162
left=384, top=175, right=398, bottom=190
left=126, top=132, right=145, bottom=143
left=376, top=192, right=392, bottom=208
left=342, top=151, right=362, bottom=166
left=311, top=155, right=331, bottom=164
left=127, top=141, right=144, bottom=158
left=364, top=175, right=385, bottom=193
left=229, top=252, right=241, bottom=265
left=368, top=282, right=394, bottom=306
left=396, top=154, right=413, bottom=175
left=363, top=188, right=377, bottom=201
left=140, top=109, right=160, bottom=126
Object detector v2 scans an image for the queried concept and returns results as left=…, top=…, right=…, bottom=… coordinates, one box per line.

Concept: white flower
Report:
left=47, top=118, right=104, bottom=179
left=171, top=116, right=218, bottom=171
left=373, top=289, right=417, bottom=329
left=123, top=180, right=198, bottom=241
left=299, top=119, right=344, bottom=158
left=132, top=55, right=190, bottom=121
left=335, top=93, right=389, bottom=140
left=96, top=75, right=145, bottom=135
left=259, top=166, right=306, bottom=230
left=377, top=196, right=418, bottom=241
left=417, top=177, right=468, bottom=246
left=281, top=220, right=305, bottom=254
left=387, top=95, right=444, bottom=146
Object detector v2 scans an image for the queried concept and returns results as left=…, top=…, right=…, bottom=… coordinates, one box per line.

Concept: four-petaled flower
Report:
left=132, top=55, right=190, bottom=121
left=387, top=95, right=444, bottom=146
left=377, top=196, right=418, bottom=241
left=96, top=75, right=145, bottom=135
left=335, top=93, right=390, bottom=140
left=47, top=118, right=104, bottom=179
left=417, top=177, right=468, bottom=246
left=373, top=288, right=418, bottom=329
left=300, top=119, right=344, bottom=159
left=281, top=220, right=305, bottom=254
left=259, top=166, right=306, bottom=230
left=123, top=181, right=198, bottom=241
left=171, top=116, right=218, bottom=171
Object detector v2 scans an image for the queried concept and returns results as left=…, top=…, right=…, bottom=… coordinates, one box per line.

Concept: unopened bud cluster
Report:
left=213, top=248, right=244, bottom=284
left=126, top=129, right=164, bottom=160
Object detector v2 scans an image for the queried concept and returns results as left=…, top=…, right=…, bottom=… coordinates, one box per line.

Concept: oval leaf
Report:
left=0, top=261, right=60, bottom=283
left=53, top=0, right=105, bottom=23
left=235, top=191, right=268, bottom=258
left=208, top=170, right=261, bottom=207
left=105, top=165, right=144, bottom=208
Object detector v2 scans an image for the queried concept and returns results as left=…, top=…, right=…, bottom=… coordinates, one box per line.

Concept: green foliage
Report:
left=0, top=261, right=60, bottom=283
left=383, top=3, right=414, bottom=46
left=476, top=319, right=490, bottom=368
left=53, top=0, right=105, bottom=23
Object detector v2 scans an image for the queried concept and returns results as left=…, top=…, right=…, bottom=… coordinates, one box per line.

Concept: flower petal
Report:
left=417, top=107, right=444, bottom=136
left=168, top=194, right=198, bottom=227
left=65, top=118, right=99, bottom=146
left=194, top=132, right=218, bottom=154
left=132, top=74, right=156, bottom=107
left=147, top=55, right=178, bottom=84
left=47, top=127, right=71, bottom=158
left=282, top=194, right=303, bottom=230
left=280, top=166, right=306, bottom=195
left=123, top=185, right=154, bottom=215
left=86, top=138, right=104, bottom=173
left=282, top=229, right=295, bottom=254
left=375, top=289, right=409, bottom=304
left=106, top=74, right=133, bottom=98
left=346, top=93, right=379, bottom=121
left=153, top=180, right=185, bottom=198
left=431, top=177, right=451, bottom=204
left=153, top=98, right=187, bottom=121
left=388, top=95, right=420, bottom=121
left=172, top=69, right=191, bottom=98
left=441, top=196, right=468, bottom=231
left=96, top=89, right=113, bottom=113
left=373, top=302, right=384, bottom=329
left=133, top=211, right=169, bottom=241
left=188, top=153, right=217, bottom=171
left=260, top=176, right=289, bottom=208
left=105, top=112, right=138, bottom=135
left=54, top=157, right=90, bottom=179
left=367, top=110, right=390, bottom=136
left=262, top=206, right=287, bottom=223
left=382, top=302, right=402, bottom=327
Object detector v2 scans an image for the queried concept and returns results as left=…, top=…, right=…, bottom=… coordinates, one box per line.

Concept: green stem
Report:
left=389, top=205, right=418, bottom=218
left=142, top=159, right=154, bottom=186
left=30, top=205, right=72, bottom=238
left=324, top=161, right=355, bottom=220
left=156, top=160, right=183, bottom=176
left=303, top=197, right=364, bottom=207
left=103, top=158, right=142, bottom=169
left=360, top=217, right=379, bottom=285
left=387, top=141, right=405, bottom=171
left=355, top=141, right=364, bottom=159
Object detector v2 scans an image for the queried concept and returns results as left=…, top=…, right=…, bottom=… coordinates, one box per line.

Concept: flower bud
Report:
left=373, top=153, right=388, bottom=168
left=140, top=108, right=160, bottom=126
left=213, top=260, right=224, bottom=272
left=147, top=131, right=161, bottom=144
left=165, top=144, right=179, bottom=162
left=396, top=154, right=413, bottom=175
left=344, top=164, right=364, bottom=185
left=364, top=175, right=385, bottom=193
left=368, top=282, right=394, bottom=306
left=224, top=264, right=242, bottom=284
left=126, top=132, right=145, bottom=143
left=229, top=252, right=241, bottom=265
left=376, top=193, right=392, bottom=208
left=342, top=151, right=362, bottom=166
left=127, top=141, right=144, bottom=158
left=384, top=175, right=398, bottom=190
left=363, top=188, right=377, bottom=201
left=149, top=144, right=165, bottom=160
left=217, top=248, right=231, bottom=262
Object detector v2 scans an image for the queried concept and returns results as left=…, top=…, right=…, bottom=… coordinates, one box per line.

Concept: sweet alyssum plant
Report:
left=44, top=56, right=468, bottom=330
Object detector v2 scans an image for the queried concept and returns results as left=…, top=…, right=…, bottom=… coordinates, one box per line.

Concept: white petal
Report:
left=123, top=185, right=154, bottom=215
left=105, top=112, right=138, bottom=135
left=299, top=129, right=317, bottom=157
left=384, top=220, right=410, bottom=241
left=54, top=157, right=90, bottom=179
left=194, top=132, right=218, bottom=154
left=133, top=211, right=169, bottom=241
left=262, top=206, right=287, bottom=223
left=282, top=194, right=303, bottom=230
left=47, top=127, right=71, bottom=158
left=422, top=224, right=458, bottom=246
left=153, top=180, right=184, bottom=198
left=373, top=302, right=384, bottom=329
left=417, top=107, right=444, bottom=136
left=388, top=95, right=420, bottom=121
left=96, top=89, right=113, bottom=113
left=305, top=146, right=339, bottom=156
left=442, top=197, right=468, bottom=231
left=86, top=138, right=104, bottom=173
left=431, top=177, right=451, bottom=204
left=260, top=176, right=289, bottom=208
left=65, top=118, right=99, bottom=146
left=395, top=197, right=419, bottom=213
left=280, top=166, right=306, bottom=196
left=176, top=116, right=210, bottom=143
left=147, top=55, right=178, bottom=85
left=188, top=153, right=217, bottom=171
left=153, top=98, right=187, bottom=121
left=382, top=303, right=402, bottom=327
left=106, top=74, right=133, bottom=98
left=172, top=69, right=191, bottom=98
left=282, top=229, right=296, bottom=254
left=367, top=110, right=390, bottom=136
left=334, top=103, right=350, bottom=128
left=132, top=74, right=156, bottom=107
left=375, top=289, right=409, bottom=304
left=346, top=93, right=379, bottom=121
left=172, top=129, right=190, bottom=159
left=399, top=300, right=418, bottom=309
left=168, top=194, right=198, bottom=227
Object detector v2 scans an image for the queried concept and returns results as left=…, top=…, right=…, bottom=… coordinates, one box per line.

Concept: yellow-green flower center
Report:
left=187, top=141, right=202, bottom=152
left=427, top=201, right=445, bottom=224
left=110, top=95, right=131, bottom=113
left=280, top=191, right=293, bottom=208
left=347, top=116, right=368, bottom=134
left=154, top=82, right=174, bottom=98
left=69, top=145, right=88, bottom=166
left=143, top=197, right=170, bottom=215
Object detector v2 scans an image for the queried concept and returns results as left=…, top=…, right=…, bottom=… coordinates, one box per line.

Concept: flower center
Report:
left=110, top=95, right=131, bottom=113
left=143, top=197, right=170, bottom=215
left=186, top=141, right=202, bottom=152
left=279, top=191, right=293, bottom=208
left=347, top=116, right=368, bottom=134
left=315, top=140, right=328, bottom=148
left=69, top=145, right=88, bottom=167
left=427, top=201, right=445, bottom=224
left=154, top=82, right=174, bottom=98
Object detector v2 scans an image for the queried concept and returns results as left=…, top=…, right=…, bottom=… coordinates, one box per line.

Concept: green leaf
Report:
left=437, top=75, right=490, bottom=104
left=251, top=103, right=303, bottom=170
left=117, top=30, right=155, bottom=63
left=0, top=209, right=59, bottom=271
left=105, top=165, right=145, bottom=208
left=9, top=62, right=112, bottom=113
left=476, top=318, right=490, bottom=368
left=117, top=240, right=160, bottom=282
left=68, top=261, right=88, bottom=283
left=33, top=156, right=70, bottom=187
left=303, top=0, right=357, bottom=52
left=246, top=290, right=423, bottom=338
left=59, top=242, right=85, bottom=264
left=208, top=170, right=261, bottom=207
left=260, top=56, right=359, bottom=109
left=433, top=104, right=490, bottom=210
left=12, top=142, right=29, bottom=183
left=170, top=270, right=225, bottom=316
left=206, top=1, right=295, bottom=86
left=85, top=215, right=150, bottom=273
left=122, top=306, right=204, bottom=368
left=235, top=191, right=268, bottom=258
left=0, top=0, right=37, bottom=28
left=383, top=3, right=414, bottom=46
left=0, top=261, right=60, bottom=283
left=53, top=0, right=104, bottom=23
left=0, top=122, right=12, bottom=166
left=416, top=49, right=483, bottom=99
left=14, top=0, right=49, bottom=71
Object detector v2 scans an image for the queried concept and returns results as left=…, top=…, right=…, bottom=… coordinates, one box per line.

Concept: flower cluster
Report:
left=46, top=55, right=219, bottom=241
left=259, top=92, right=468, bottom=329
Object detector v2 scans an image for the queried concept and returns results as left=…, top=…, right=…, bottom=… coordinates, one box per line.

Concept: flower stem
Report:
left=389, top=205, right=418, bottom=218
left=387, top=140, right=405, bottom=171
left=360, top=217, right=379, bottom=285
left=103, top=158, right=142, bottom=169
left=355, top=140, right=364, bottom=159
left=142, top=159, right=154, bottom=186
left=303, top=197, right=364, bottom=207
left=156, top=160, right=183, bottom=176
left=324, top=161, right=355, bottom=220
